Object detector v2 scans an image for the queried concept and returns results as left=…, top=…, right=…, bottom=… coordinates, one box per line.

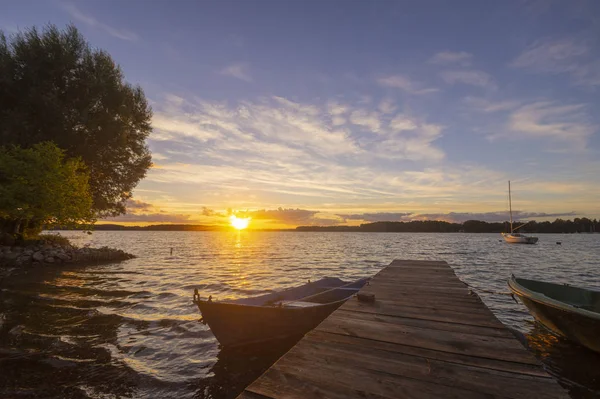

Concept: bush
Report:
left=37, top=234, right=72, bottom=247
left=0, top=142, right=95, bottom=237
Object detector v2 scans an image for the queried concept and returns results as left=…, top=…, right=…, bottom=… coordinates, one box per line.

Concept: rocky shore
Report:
left=0, top=243, right=135, bottom=267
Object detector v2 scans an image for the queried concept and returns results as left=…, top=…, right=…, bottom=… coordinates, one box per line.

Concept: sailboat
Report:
left=501, top=181, right=538, bottom=244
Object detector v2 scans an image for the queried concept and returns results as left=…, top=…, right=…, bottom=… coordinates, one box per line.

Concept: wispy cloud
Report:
left=141, top=92, right=598, bottom=224
left=125, top=199, right=153, bottom=212
left=349, top=109, right=381, bottom=132
left=502, top=101, right=597, bottom=151
left=337, top=212, right=412, bottom=223
left=429, top=51, right=473, bottom=66
left=219, top=62, right=253, bottom=82
left=104, top=213, right=192, bottom=223
left=377, top=75, right=439, bottom=94
left=510, top=38, right=587, bottom=72
left=440, top=70, right=496, bottom=89
left=389, top=115, right=417, bottom=132
left=510, top=38, right=600, bottom=86
left=144, top=93, right=453, bottom=208
left=62, top=3, right=138, bottom=41
left=237, top=208, right=321, bottom=225
left=104, top=198, right=192, bottom=223
left=464, top=96, right=520, bottom=112
left=378, top=98, right=396, bottom=114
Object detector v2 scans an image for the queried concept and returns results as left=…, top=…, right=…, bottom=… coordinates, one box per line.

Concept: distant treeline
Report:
left=52, top=218, right=600, bottom=233
left=296, top=218, right=600, bottom=233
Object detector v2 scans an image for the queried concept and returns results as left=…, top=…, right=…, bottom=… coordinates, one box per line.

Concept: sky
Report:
left=2, top=0, right=600, bottom=228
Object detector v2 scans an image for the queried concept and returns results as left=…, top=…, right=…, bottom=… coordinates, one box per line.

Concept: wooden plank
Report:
left=317, top=313, right=539, bottom=365
left=369, top=283, right=473, bottom=294
left=262, top=356, right=495, bottom=399
left=237, top=260, right=568, bottom=399
left=279, top=338, right=565, bottom=399
left=238, top=391, right=273, bottom=399
left=307, top=330, right=551, bottom=378
left=343, top=294, right=493, bottom=314
left=359, top=287, right=485, bottom=306
left=342, top=299, right=506, bottom=329
left=374, top=282, right=467, bottom=290
left=334, top=308, right=512, bottom=338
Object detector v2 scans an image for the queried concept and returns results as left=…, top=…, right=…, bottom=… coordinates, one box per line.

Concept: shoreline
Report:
left=0, top=243, right=135, bottom=268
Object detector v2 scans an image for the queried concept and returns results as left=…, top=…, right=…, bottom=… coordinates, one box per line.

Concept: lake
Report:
left=1, top=231, right=599, bottom=398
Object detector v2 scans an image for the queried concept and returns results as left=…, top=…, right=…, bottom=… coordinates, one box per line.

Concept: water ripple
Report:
left=0, top=231, right=598, bottom=398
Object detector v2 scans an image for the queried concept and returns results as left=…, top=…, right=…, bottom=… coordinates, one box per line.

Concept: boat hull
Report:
left=508, top=276, right=600, bottom=353
left=197, top=299, right=345, bottom=347
left=502, top=233, right=538, bottom=244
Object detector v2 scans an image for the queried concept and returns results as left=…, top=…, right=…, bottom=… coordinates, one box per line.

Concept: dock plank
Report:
left=237, top=260, right=568, bottom=399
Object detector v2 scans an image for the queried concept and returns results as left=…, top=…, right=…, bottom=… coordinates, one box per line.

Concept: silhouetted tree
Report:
left=0, top=25, right=152, bottom=217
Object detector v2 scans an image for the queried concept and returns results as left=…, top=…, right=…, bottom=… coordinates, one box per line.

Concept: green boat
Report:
left=508, top=275, right=600, bottom=353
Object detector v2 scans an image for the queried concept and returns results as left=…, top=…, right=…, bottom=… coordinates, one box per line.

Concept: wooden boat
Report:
left=502, top=181, right=538, bottom=244
left=508, top=275, right=600, bottom=353
left=193, top=277, right=369, bottom=348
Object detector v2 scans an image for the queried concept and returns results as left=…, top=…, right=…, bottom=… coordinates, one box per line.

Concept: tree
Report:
left=0, top=25, right=152, bottom=217
left=0, top=142, right=95, bottom=236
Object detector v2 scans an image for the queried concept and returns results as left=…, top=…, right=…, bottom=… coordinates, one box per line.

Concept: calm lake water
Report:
left=1, top=231, right=599, bottom=398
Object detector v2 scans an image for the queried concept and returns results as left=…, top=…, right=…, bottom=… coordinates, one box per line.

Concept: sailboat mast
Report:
left=508, top=180, right=513, bottom=233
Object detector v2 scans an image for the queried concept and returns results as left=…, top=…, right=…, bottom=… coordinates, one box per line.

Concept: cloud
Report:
left=378, top=98, right=396, bottom=114
left=463, top=96, right=520, bottom=112
left=125, top=199, right=153, bottom=212
left=201, top=207, right=227, bottom=217
left=62, top=3, right=138, bottom=41
left=349, top=110, right=381, bottom=132
left=375, top=119, right=445, bottom=161
left=510, top=38, right=587, bottom=73
left=510, top=38, right=600, bottom=86
left=429, top=51, right=473, bottom=66
left=219, top=62, right=252, bottom=82
left=104, top=213, right=192, bottom=223
left=337, top=212, right=413, bottom=222
left=149, top=94, right=445, bottom=163
left=413, top=211, right=577, bottom=223
left=389, top=115, right=417, bottom=132
left=104, top=198, right=192, bottom=223
left=236, top=208, right=321, bottom=225
left=440, top=70, right=496, bottom=89
left=142, top=93, right=457, bottom=211
left=152, top=113, right=221, bottom=141
left=377, top=75, right=439, bottom=94
left=502, top=101, right=596, bottom=151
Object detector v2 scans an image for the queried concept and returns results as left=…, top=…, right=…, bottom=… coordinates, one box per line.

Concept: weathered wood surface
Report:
left=237, top=260, right=568, bottom=399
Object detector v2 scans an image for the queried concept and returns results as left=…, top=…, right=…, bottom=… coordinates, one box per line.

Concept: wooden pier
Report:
left=238, top=260, right=568, bottom=399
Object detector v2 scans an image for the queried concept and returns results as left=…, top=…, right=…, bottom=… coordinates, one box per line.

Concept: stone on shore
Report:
left=0, top=242, right=135, bottom=268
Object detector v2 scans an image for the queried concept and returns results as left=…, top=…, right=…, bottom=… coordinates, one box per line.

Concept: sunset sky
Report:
left=3, top=0, right=600, bottom=228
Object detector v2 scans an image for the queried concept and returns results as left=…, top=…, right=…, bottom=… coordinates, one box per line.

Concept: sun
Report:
left=230, top=215, right=251, bottom=230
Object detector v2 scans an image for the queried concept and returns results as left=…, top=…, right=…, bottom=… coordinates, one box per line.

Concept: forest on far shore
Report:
left=56, top=217, right=600, bottom=233
left=295, top=218, right=599, bottom=233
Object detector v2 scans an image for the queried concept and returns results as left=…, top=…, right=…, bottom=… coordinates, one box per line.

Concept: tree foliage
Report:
left=0, top=142, right=95, bottom=235
left=0, top=25, right=152, bottom=217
